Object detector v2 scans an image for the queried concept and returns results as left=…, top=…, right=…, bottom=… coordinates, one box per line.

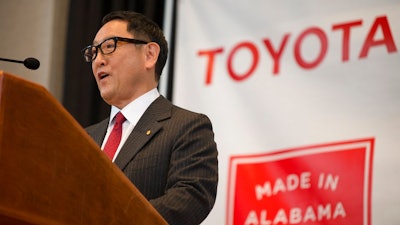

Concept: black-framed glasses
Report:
left=81, top=36, right=148, bottom=62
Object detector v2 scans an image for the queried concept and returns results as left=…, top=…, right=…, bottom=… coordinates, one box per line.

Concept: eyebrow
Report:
left=92, top=36, right=113, bottom=45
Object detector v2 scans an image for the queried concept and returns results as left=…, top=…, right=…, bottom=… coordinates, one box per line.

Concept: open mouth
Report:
left=99, top=74, right=109, bottom=80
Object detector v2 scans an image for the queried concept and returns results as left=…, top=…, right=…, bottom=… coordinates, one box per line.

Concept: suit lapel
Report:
left=88, top=118, right=109, bottom=146
left=114, top=96, right=172, bottom=170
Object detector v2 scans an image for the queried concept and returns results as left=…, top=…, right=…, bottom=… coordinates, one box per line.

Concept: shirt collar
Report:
left=109, top=88, right=160, bottom=126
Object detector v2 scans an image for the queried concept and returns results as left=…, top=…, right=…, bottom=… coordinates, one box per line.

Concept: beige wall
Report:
left=0, top=0, right=69, bottom=101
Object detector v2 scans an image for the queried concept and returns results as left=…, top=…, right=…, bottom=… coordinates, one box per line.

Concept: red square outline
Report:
left=227, top=138, right=374, bottom=225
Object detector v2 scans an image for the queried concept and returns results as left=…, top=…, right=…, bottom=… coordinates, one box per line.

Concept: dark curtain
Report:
left=62, top=0, right=174, bottom=127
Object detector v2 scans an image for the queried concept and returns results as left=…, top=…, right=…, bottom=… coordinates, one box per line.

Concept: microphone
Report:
left=0, top=57, right=40, bottom=70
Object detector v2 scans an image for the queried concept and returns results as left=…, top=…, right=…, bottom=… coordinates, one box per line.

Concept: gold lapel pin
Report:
left=146, top=130, right=151, bottom=135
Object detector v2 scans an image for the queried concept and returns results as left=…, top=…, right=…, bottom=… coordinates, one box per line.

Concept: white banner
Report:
left=173, top=1, right=400, bottom=224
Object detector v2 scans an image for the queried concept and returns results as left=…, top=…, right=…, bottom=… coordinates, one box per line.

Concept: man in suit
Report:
left=82, top=11, right=218, bottom=225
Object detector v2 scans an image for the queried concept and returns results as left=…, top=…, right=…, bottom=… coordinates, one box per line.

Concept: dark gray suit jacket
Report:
left=86, top=96, right=218, bottom=225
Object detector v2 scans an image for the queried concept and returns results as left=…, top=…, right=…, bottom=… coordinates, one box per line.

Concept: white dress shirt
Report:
left=101, top=88, right=160, bottom=161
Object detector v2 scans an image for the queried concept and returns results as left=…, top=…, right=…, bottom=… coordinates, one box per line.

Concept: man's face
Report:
left=91, top=20, right=148, bottom=109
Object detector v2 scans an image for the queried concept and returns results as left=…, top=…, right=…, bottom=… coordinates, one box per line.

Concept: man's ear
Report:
left=144, top=42, right=160, bottom=69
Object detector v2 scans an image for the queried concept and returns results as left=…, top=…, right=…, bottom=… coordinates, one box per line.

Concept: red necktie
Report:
left=103, top=112, right=126, bottom=160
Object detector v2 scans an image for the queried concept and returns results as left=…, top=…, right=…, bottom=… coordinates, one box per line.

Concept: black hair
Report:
left=102, top=11, right=168, bottom=81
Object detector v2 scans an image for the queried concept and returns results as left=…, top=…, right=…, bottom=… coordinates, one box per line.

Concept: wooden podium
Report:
left=0, top=71, right=168, bottom=225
